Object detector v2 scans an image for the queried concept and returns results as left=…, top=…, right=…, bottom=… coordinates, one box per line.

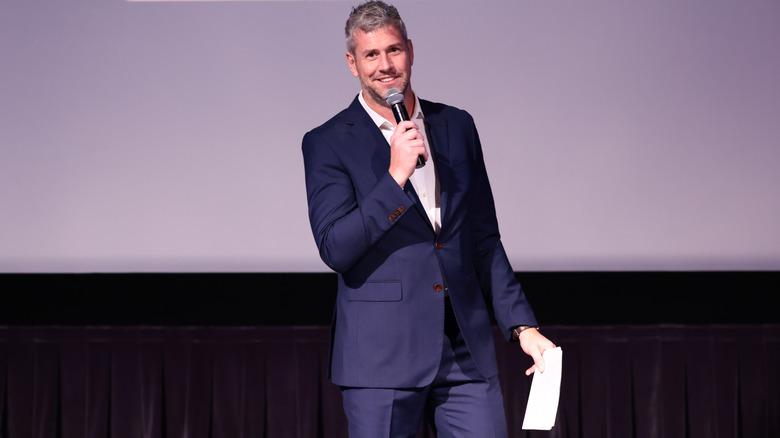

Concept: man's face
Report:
left=346, top=25, right=414, bottom=108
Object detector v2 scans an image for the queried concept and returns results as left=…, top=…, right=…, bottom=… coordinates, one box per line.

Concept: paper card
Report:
left=522, top=346, right=563, bottom=430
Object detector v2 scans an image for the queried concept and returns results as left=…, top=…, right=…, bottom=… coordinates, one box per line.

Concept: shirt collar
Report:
left=358, top=90, right=424, bottom=130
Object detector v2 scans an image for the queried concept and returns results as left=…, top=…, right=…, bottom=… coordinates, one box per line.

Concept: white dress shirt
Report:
left=358, top=91, right=441, bottom=234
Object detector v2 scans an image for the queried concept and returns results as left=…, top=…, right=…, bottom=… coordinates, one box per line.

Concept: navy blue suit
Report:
left=302, top=95, right=537, bottom=390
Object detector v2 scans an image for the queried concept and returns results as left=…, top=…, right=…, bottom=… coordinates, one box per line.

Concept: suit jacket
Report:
left=302, top=95, right=537, bottom=388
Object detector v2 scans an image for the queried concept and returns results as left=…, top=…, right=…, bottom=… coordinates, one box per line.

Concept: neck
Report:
left=362, top=88, right=416, bottom=126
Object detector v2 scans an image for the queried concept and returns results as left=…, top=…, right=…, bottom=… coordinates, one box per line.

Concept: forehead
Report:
left=352, top=25, right=406, bottom=53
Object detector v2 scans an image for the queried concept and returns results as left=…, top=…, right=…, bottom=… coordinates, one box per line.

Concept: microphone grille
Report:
left=384, top=88, right=404, bottom=105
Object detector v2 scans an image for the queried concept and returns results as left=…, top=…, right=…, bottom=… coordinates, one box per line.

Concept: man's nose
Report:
left=378, top=52, right=393, bottom=71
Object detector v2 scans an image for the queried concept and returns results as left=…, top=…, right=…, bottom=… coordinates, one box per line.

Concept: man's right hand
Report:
left=388, top=120, right=427, bottom=187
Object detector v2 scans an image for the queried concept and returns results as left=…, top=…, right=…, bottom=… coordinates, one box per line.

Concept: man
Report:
left=302, top=1, right=556, bottom=436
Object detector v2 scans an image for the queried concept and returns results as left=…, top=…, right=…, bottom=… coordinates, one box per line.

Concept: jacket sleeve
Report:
left=302, top=128, right=416, bottom=273
left=465, top=117, right=539, bottom=339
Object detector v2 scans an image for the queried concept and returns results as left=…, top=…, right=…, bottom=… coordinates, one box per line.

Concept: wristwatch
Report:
left=512, top=325, right=539, bottom=341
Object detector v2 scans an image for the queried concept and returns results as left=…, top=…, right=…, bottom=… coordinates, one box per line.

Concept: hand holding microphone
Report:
left=385, top=88, right=426, bottom=170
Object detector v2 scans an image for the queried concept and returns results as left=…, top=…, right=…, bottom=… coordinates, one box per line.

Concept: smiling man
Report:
left=302, top=2, right=555, bottom=436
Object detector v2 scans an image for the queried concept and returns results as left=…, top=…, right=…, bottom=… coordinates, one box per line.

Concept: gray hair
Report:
left=345, top=1, right=408, bottom=54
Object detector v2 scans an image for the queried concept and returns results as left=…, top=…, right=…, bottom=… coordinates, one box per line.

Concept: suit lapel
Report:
left=342, top=96, right=433, bottom=232
left=342, top=97, right=390, bottom=180
left=421, top=101, right=451, bottom=233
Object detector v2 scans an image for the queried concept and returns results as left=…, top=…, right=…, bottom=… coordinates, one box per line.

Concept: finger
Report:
left=525, top=364, right=536, bottom=376
left=396, top=120, right=418, bottom=132
left=531, top=350, right=546, bottom=374
left=404, top=137, right=426, bottom=157
left=392, top=129, right=421, bottom=148
left=419, top=146, right=429, bottom=162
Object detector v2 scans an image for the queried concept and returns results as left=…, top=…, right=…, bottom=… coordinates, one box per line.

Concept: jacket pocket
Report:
left=343, top=281, right=403, bottom=302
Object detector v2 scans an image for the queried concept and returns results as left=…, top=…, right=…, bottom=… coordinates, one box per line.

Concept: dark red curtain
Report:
left=1, top=325, right=778, bottom=438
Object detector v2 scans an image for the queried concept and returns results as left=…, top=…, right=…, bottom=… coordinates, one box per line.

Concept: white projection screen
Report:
left=1, top=0, right=779, bottom=273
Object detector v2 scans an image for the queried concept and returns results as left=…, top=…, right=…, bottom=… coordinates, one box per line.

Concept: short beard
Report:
left=362, top=78, right=409, bottom=109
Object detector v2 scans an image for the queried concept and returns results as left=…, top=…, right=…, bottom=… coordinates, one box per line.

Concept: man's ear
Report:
left=346, top=51, right=359, bottom=77
left=407, top=39, right=414, bottom=66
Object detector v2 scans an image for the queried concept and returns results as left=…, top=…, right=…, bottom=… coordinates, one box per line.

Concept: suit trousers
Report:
left=341, top=298, right=508, bottom=438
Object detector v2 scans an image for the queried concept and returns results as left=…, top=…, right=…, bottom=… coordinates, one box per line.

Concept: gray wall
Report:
left=2, top=0, right=779, bottom=272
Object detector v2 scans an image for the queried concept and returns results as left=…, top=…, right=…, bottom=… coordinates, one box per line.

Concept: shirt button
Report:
left=435, top=242, right=443, bottom=249
left=433, top=283, right=443, bottom=292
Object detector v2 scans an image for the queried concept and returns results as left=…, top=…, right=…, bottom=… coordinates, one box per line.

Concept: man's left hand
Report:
left=518, top=328, right=557, bottom=376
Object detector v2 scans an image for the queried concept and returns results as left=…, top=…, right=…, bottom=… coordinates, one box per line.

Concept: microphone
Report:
left=384, top=88, right=425, bottom=169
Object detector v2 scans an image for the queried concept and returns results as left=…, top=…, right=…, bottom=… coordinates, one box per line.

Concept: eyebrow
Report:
left=361, top=43, right=404, bottom=57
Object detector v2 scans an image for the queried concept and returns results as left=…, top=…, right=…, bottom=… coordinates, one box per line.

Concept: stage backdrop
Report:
left=2, top=271, right=779, bottom=436
left=2, top=325, right=779, bottom=438
left=2, top=0, right=780, bottom=273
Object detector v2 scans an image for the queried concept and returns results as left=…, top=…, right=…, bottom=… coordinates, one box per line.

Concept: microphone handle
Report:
left=391, top=103, right=425, bottom=169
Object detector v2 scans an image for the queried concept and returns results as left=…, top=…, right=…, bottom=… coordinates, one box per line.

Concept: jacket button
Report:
left=433, top=283, right=443, bottom=292
left=435, top=241, right=443, bottom=249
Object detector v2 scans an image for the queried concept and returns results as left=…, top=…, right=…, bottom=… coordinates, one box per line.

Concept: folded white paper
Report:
left=522, top=346, right=563, bottom=430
